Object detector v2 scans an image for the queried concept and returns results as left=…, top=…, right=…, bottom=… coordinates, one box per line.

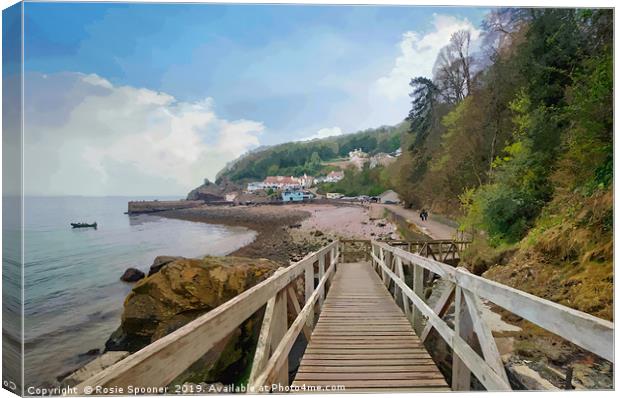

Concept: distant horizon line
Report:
left=5, top=194, right=189, bottom=198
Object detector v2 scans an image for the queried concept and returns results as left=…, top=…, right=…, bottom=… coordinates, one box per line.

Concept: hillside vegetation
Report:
left=388, top=6, right=612, bottom=309
left=216, top=124, right=404, bottom=182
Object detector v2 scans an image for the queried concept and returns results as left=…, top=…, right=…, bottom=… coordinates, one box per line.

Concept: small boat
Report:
left=71, top=222, right=97, bottom=229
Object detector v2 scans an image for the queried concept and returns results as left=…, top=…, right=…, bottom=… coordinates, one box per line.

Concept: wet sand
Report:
left=160, top=203, right=400, bottom=264
left=294, top=203, right=398, bottom=239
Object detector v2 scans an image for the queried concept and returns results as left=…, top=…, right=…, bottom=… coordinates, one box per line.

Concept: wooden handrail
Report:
left=369, top=249, right=511, bottom=391
left=370, top=241, right=614, bottom=391
left=75, top=241, right=340, bottom=393
left=387, top=239, right=472, bottom=244
left=249, top=253, right=338, bottom=391
left=372, top=241, right=614, bottom=362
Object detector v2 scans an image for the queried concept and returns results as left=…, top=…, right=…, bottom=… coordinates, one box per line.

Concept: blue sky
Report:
left=21, top=2, right=488, bottom=195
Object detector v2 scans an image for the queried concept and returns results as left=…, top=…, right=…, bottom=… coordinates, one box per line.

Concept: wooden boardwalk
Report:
left=292, top=262, right=449, bottom=392
left=76, top=240, right=613, bottom=393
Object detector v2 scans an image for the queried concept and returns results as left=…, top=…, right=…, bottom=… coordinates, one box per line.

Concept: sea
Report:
left=8, top=196, right=256, bottom=388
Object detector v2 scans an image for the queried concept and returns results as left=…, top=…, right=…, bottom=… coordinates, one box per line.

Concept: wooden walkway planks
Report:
left=292, top=262, right=449, bottom=392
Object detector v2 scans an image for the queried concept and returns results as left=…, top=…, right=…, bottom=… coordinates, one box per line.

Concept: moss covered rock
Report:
left=105, top=255, right=279, bottom=383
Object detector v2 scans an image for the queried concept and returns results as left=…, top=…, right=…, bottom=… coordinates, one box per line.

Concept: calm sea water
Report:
left=19, top=196, right=255, bottom=387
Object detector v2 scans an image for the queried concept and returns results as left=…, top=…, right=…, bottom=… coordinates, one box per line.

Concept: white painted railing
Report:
left=370, top=241, right=614, bottom=391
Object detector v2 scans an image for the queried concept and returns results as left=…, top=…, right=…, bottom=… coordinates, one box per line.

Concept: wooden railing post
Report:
left=272, top=289, right=289, bottom=386
left=379, top=247, right=386, bottom=283
left=395, top=256, right=410, bottom=320
left=383, top=250, right=392, bottom=288
left=412, top=262, right=424, bottom=334
left=304, top=263, right=314, bottom=330
left=250, top=287, right=289, bottom=388
left=248, top=296, right=277, bottom=387
left=452, top=286, right=474, bottom=391
left=462, top=289, right=510, bottom=386
left=318, top=254, right=325, bottom=308
left=370, top=244, right=374, bottom=267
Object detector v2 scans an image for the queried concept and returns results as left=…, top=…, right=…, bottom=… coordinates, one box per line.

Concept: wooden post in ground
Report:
left=452, top=286, right=474, bottom=391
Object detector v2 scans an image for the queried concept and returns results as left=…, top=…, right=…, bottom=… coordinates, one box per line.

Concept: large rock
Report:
left=120, top=268, right=145, bottom=282
left=105, top=256, right=279, bottom=383
left=148, top=255, right=183, bottom=276
left=186, top=177, right=240, bottom=202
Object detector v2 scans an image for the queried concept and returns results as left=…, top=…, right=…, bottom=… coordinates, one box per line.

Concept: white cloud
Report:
left=302, top=126, right=344, bottom=141
left=24, top=72, right=263, bottom=195
left=375, top=14, right=481, bottom=101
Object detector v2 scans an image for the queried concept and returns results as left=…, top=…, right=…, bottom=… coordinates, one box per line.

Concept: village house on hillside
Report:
left=298, top=174, right=314, bottom=188
left=348, top=148, right=369, bottom=170
left=315, top=170, right=344, bottom=184
left=264, top=176, right=299, bottom=189
left=246, top=181, right=266, bottom=192
left=369, top=153, right=396, bottom=169
left=246, top=174, right=315, bottom=192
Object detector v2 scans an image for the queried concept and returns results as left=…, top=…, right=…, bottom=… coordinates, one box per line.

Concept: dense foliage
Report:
left=393, top=8, right=612, bottom=248
left=217, top=124, right=404, bottom=182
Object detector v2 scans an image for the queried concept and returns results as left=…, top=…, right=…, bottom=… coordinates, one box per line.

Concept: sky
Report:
left=20, top=2, right=488, bottom=196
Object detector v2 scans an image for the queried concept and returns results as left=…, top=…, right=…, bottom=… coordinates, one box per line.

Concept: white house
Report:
left=348, top=148, right=369, bottom=170
left=369, top=153, right=396, bottom=169
left=323, top=171, right=344, bottom=183
left=298, top=174, right=315, bottom=188
left=246, top=182, right=266, bottom=192
left=264, top=176, right=302, bottom=190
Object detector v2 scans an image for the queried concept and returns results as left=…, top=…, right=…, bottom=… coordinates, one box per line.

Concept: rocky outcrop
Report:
left=186, top=178, right=240, bottom=202
left=148, top=255, right=183, bottom=276
left=105, top=256, right=279, bottom=384
left=120, top=268, right=145, bottom=282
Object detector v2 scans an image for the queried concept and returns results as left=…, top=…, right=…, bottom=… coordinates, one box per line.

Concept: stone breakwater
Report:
left=127, top=200, right=203, bottom=214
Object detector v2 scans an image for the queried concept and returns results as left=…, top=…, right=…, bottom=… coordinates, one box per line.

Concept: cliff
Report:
left=186, top=177, right=241, bottom=202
